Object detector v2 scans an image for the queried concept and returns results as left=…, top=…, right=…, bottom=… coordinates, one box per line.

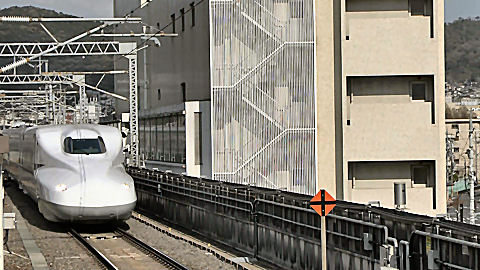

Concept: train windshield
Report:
left=64, top=137, right=106, bottom=154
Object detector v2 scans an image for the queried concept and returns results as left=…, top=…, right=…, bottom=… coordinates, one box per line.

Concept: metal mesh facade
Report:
left=210, top=0, right=316, bottom=194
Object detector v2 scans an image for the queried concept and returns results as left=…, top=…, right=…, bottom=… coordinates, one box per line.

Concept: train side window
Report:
left=98, top=136, right=106, bottom=153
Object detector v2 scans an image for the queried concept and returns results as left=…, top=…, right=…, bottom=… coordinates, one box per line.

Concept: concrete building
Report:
left=113, top=0, right=446, bottom=216
left=446, top=119, right=480, bottom=182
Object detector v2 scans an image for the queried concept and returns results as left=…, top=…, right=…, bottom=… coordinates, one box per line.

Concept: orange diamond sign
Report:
left=310, top=189, right=336, bottom=216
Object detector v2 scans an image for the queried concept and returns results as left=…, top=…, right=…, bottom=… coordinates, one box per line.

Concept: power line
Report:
left=112, top=0, right=207, bottom=61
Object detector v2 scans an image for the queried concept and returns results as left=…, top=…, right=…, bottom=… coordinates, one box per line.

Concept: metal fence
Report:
left=128, top=167, right=480, bottom=270
left=210, top=0, right=317, bottom=195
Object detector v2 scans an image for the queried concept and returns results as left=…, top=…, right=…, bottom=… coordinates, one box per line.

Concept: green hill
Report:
left=446, top=17, right=480, bottom=83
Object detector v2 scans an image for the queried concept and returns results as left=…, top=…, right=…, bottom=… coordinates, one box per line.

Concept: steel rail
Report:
left=69, top=228, right=119, bottom=270
left=116, top=228, right=191, bottom=270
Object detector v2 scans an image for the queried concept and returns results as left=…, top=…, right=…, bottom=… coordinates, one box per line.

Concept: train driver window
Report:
left=64, top=137, right=73, bottom=153
left=63, top=136, right=106, bottom=155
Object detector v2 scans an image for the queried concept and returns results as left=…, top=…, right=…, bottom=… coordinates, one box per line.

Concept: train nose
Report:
left=81, top=180, right=136, bottom=206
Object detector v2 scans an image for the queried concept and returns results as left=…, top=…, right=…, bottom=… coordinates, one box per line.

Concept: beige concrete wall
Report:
left=345, top=103, right=439, bottom=161
left=336, top=0, right=446, bottom=216
left=315, top=0, right=338, bottom=197
left=351, top=187, right=436, bottom=215
left=348, top=161, right=438, bottom=215
left=343, top=0, right=438, bottom=76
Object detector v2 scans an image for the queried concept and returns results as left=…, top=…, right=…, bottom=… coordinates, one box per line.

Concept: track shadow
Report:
left=71, top=221, right=130, bottom=234
left=5, top=180, right=67, bottom=233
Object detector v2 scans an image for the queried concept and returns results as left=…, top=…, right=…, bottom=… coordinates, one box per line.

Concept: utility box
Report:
left=394, top=182, right=406, bottom=209
left=121, top=113, right=130, bottom=123
left=3, top=213, right=15, bottom=230
left=0, top=136, right=9, bottom=154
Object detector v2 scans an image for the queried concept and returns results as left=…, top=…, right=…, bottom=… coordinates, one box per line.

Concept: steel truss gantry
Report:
left=127, top=52, right=139, bottom=166
left=0, top=42, right=121, bottom=57
left=0, top=43, right=140, bottom=165
left=0, top=74, right=73, bottom=84
left=0, top=15, right=142, bottom=165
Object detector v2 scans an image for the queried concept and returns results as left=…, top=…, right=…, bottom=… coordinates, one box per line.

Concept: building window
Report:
left=454, top=159, right=459, bottom=164
left=454, top=147, right=459, bottom=153
left=157, top=89, right=161, bottom=100
left=194, top=112, right=202, bottom=165
left=171, top=14, right=176, bottom=33
left=190, top=2, right=195, bottom=27
left=411, top=82, right=426, bottom=101
left=412, top=165, right=429, bottom=185
left=181, top=82, right=186, bottom=102
left=410, top=0, right=425, bottom=16
left=141, top=113, right=186, bottom=164
left=180, top=8, right=185, bottom=32
left=452, top=124, right=459, bottom=129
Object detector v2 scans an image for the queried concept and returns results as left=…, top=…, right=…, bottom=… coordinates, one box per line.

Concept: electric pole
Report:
left=469, top=109, right=476, bottom=224
left=446, top=130, right=455, bottom=184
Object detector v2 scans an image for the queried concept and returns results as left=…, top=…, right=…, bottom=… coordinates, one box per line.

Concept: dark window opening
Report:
left=412, top=166, right=429, bottom=185
left=181, top=82, right=186, bottom=102
left=171, top=14, right=176, bottom=33
left=411, top=83, right=426, bottom=100
left=64, top=137, right=106, bottom=154
left=180, top=8, right=185, bottom=32
left=410, top=0, right=425, bottom=16
left=190, top=2, right=195, bottom=27
left=157, top=89, right=161, bottom=100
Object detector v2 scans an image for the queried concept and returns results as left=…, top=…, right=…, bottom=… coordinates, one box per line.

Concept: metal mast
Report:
left=127, top=50, right=139, bottom=166
left=469, top=109, right=476, bottom=224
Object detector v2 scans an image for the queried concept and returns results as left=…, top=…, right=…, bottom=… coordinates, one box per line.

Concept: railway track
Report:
left=70, top=227, right=190, bottom=270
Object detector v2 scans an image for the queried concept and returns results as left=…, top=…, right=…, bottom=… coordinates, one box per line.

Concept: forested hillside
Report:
left=0, top=6, right=114, bottom=89
left=446, top=17, right=480, bottom=83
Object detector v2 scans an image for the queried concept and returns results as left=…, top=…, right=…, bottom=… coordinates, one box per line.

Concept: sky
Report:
left=0, top=0, right=477, bottom=22
left=0, top=0, right=113, bottom=18
left=445, top=0, right=480, bottom=22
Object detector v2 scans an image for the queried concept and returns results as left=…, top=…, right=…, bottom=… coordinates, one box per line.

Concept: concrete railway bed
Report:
left=70, top=227, right=189, bottom=270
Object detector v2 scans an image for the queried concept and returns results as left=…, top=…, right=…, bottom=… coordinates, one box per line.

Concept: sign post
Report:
left=310, top=189, right=336, bottom=270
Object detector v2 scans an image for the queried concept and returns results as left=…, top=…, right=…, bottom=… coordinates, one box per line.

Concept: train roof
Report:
left=4, top=124, right=119, bottom=137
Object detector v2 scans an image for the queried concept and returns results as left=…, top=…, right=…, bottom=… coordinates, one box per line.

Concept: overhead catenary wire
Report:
left=112, top=0, right=207, bottom=61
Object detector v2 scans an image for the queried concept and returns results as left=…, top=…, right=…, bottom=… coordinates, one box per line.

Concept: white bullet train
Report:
left=3, top=124, right=136, bottom=223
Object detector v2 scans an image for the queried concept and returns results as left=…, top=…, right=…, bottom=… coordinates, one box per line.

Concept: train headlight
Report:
left=121, top=183, right=130, bottom=190
left=55, top=184, right=68, bottom=192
